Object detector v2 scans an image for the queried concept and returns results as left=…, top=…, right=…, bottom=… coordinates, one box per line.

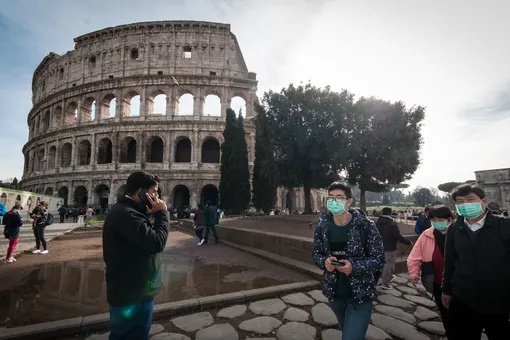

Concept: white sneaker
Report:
left=32, top=250, right=41, bottom=254
left=40, top=250, right=49, bottom=255
left=381, top=284, right=394, bottom=290
left=9, top=257, right=16, bottom=262
left=6, top=258, right=14, bottom=263
left=198, top=239, right=205, bottom=246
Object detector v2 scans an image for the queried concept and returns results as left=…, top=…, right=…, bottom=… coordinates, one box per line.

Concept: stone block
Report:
left=0, top=317, right=83, bottom=340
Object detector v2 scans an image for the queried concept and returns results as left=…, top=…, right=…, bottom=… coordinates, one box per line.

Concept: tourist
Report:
left=193, top=204, right=205, bottom=245
left=442, top=184, right=510, bottom=339
left=86, top=206, right=93, bottom=221
left=71, top=206, right=78, bottom=223
left=407, top=205, right=453, bottom=338
left=376, top=207, right=412, bottom=290
left=102, top=171, right=169, bottom=340
left=312, top=182, right=384, bottom=340
left=3, top=204, right=23, bottom=263
left=31, top=201, right=49, bottom=254
left=201, top=200, right=219, bottom=245
left=414, top=207, right=431, bottom=234
left=58, top=205, right=66, bottom=223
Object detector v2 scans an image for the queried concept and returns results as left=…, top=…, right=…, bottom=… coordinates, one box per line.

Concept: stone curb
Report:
left=0, top=281, right=319, bottom=340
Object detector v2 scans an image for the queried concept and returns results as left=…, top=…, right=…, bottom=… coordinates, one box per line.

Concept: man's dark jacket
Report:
left=102, top=197, right=169, bottom=306
left=416, top=214, right=431, bottom=234
left=376, top=216, right=412, bottom=251
left=443, top=210, right=510, bottom=314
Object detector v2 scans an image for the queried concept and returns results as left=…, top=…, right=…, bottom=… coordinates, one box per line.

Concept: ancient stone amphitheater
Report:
left=21, top=21, right=257, bottom=208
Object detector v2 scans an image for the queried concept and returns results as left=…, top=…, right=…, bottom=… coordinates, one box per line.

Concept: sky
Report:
left=1, top=0, right=509, bottom=191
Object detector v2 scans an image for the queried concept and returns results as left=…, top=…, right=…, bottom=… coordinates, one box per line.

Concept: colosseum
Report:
left=21, top=20, right=327, bottom=212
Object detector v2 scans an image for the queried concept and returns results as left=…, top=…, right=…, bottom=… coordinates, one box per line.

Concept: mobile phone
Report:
left=331, top=259, right=345, bottom=266
left=138, top=189, right=153, bottom=209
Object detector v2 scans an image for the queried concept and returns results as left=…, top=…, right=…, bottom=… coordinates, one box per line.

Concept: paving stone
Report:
left=246, top=338, right=276, bottom=340
left=249, top=298, right=287, bottom=315
left=413, top=306, right=439, bottom=321
left=376, top=286, right=403, bottom=297
left=85, top=333, right=109, bottom=340
left=371, top=313, right=431, bottom=340
left=392, top=276, right=408, bottom=284
left=196, top=323, right=238, bottom=340
left=321, top=328, right=342, bottom=340
left=374, top=305, right=416, bottom=324
left=282, top=292, right=315, bottom=306
left=311, top=303, right=338, bottom=327
left=407, top=282, right=427, bottom=292
left=276, top=322, right=316, bottom=340
left=396, top=286, right=419, bottom=295
left=283, top=307, right=309, bottom=322
left=171, top=312, right=214, bottom=332
left=151, top=333, right=191, bottom=340
left=377, top=294, right=416, bottom=309
left=418, top=321, right=445, bottom=335
left=398, top=273, right=410, bottom=279
left=217, top=305, right=247, bottom=319
left=239, top=316, right=282, bottom=334
left=307, top=290, right=328, bottom=303
left=149, top=323, right=164, bottom=335
left=366, top=324, right=392, bottom=340
left=404, top=295, right=436, bottom=308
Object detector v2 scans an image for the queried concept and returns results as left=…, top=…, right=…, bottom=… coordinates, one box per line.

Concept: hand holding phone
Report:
left=331, top=259, right=345, bottom=267
left=137, top=189, right=153, bottom=209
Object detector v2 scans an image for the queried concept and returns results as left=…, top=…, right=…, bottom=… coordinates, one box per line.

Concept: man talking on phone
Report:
left=103, top=172, right=169, bottom=340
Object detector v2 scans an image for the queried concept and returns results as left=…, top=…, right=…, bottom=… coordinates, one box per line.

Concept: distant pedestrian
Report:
left=58, top=206, right=66, bottom=223
left=193, top=204, right=205, bottom=244
left=3, top=205, right=23, bottom=263
left=31, top=201, right=49, bottom=254
left=71, top=207, right=78, bottom=223
left=376, top=207, right=412, bottom=290
left=414, top=207, right=431, bottom=234
left=201, top=200, right=219, bottom=245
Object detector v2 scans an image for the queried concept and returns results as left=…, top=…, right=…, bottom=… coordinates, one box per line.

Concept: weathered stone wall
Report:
left=22, top=21, right=258, bottom=208
left=475, top=168, right=510, bottom=210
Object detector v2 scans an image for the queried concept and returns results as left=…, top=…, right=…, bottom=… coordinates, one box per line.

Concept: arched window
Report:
left=97, top=138, right=113, bottom=164
left=78, top=140, right=92, bottom=165
left=61, top=143, right=72, bottom=167
left=58, top=186, right=69, bottom=206
left=172, top=185, right=190, bottom=209
left=74, top=186, right=88, bottom=207
left=203, top=94, right=221, bottom=116
left=124, top=91, right=140, bottom=117
left=177, top=93, right=194, bottom=115
left=65, top=102, right=78, bottom=125
left=41, top=111, right=51, bottom=133
left=201, top=138, right=220, bottom=163
left=146, top=136, right=164, bottom=163
left=45, top=187, right=53, bottom=196
left=53, top=106, right=62, bottom=129
left=119, top=137, right=137, bottom=163
left=149, top=91, right=167, bottom=115
left=48, top=146, right=56, bottom=169
left=231, top=96, right=247, bottom=117
left=37, top=148, right=45, bottom=171
left=82, top=97, right=96, bottom=122
left=175, top=138, right=192, bottom=162
left=200, top=184, right=219, bottom=206
left=101, top=94, right=116, bottom=119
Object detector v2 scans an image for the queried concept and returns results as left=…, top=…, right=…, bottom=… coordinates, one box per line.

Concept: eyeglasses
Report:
left=327, top=197, right=348, bottom=202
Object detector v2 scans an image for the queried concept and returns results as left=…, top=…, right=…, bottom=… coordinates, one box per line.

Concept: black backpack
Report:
left=45, top=213, right=54, bottom=226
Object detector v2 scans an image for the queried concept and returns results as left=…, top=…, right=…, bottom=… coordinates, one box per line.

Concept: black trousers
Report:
left=432, top=284, right=453, bottom=339
left=449, top=294, right=509, bottom=340
left=72, top=216, right=78, bottom=223
left=33, top=227, right=47, bottom=250
left=59, top=214, right=65, bottom=223
left=195, top=227, right=203, bottom=240
left=204, top=225, right=219, bottom=243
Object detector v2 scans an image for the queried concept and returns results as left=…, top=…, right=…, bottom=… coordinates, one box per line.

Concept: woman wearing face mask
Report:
left=407, top=205, right=453, bottom=338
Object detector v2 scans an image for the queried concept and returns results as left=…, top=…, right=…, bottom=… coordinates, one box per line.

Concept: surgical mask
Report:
left=327, top=199, right=347, bottom=215
left=456, top=202, right=484, bottom=219
left=431, top=221, right=448, bottom=231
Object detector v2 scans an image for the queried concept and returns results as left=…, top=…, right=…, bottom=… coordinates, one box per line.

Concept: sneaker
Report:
left=9, top=257, right=16, bottom=262
left=41, top=250, right=49, bottom=254
left=6, top=258, right=14, bottom=263
left=391, top=274, right=397, bottom=282
left=32, top=250, right=41, bottom=254
left=380, top=284, right=393, bottom=290
left=198, top=239, right=205, bottom=246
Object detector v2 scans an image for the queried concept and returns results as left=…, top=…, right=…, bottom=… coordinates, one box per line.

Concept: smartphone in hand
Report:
left=331, top=259, right=345, bottom=267
left=137, top=189, right=153, bottom=209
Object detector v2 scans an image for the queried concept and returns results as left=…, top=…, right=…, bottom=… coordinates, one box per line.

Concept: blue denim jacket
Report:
left=312, top=210, right=385, bottom=303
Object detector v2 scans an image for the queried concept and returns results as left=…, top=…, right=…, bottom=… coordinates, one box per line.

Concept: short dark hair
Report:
left=428, top=205, right=453, bottom=220
left=382, top=207, right=392, bottom=215
left=327, top=182, right=352, bottom=199
left=451, top=184, right=485, bottom=200
left=424, top=207, right=430, bottom=213
left=126, top=172, right=160, bottom=195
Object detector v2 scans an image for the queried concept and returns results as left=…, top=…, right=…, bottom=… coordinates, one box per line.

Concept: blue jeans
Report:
left=329, top=299, right=373, bottom=340
left=109, top=299, right=154, bottom=340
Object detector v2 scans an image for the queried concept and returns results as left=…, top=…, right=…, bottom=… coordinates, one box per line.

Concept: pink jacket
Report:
left=407, top=227, right=436, bottom=278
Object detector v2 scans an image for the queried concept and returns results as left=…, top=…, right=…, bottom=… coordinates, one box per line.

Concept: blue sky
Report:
left=1, top=0, right=510, bottom=191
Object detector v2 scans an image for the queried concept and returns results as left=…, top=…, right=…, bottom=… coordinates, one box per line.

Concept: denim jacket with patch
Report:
left=312, top=210, right=385, bottom=303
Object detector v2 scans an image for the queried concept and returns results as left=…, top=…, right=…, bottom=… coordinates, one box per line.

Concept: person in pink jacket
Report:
left=407, top=205, right=453, bottom=338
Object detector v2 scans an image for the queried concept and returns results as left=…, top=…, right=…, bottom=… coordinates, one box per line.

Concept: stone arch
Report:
left=146, top=136, right=164, bottom=163
left=231, top=95, right=247, bottom=117
left=65, top=101, right=78, bottom=125
left=97, top=137, right=113, bottom=164
left=77, top=140, right=92, bottom=165
left=82, top=97, right=96, bottom=122
left=101, top=94, right=117, bottom=119
left=94, top=184, right=110, bottom=208
left=48, top=146, right=56, bottom=168
left=175, top=137, right=192, bottom=163
left=172, top=185, right=190, bottom=209
left=200, top=184, right=219, bottom=206
left=148, top=90, right=167, bottom=115
left=53, top=106, right=62, bottom=128
left=58, top=186, right=69, bottom=206
left=41, top=111, right=51, bottom=133
left=203, top=94, right=221, bottom=116
left=177, top=93, right=194, bottom=115
left=123, top=90, right=141, bottom=117
left=45, top=187, right=54, bottom=196
left=37, top=148, right=45, bottom=171
left=119, top=137, right=137, bottom=163
left=74, top=186, right=88, bottom=207
left=61, top=143, right=73, bottom=167
left=201, top=138, right=220, bottom=163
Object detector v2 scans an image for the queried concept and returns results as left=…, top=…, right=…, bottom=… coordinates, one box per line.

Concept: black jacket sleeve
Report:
left=393, top=222, right=412, bottom=245
left=442, top=223, right=456, bottom=295
left=116, top=209, right=169, bottom=254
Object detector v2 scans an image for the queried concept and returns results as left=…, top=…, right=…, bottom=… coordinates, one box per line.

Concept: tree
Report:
left=252, top=104, right=277, bottom=213
left=382, top=194, right=391, bottom=205
left=219, top=109, right=251, bottom=214
left=438, top=182, right=463, bottom=194
left=412, top=187, right=435, bottom=207
left=346, top=97, right=425, bottom=212
left=263, top=83, right=356, bottom=214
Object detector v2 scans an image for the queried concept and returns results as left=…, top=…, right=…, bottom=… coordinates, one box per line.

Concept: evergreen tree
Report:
left=252, top=104, right=277, bottom=213
left=234, top=113, right=252, bottom=212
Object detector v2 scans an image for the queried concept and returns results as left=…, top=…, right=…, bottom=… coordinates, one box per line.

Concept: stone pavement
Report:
left=0, top=222, right=78, bottom=260
left=83, top=273, right=475, bottom=340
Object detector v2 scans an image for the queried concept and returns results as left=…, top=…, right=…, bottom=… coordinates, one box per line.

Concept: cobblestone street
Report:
left=83, top=273, right=469, bottom=340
